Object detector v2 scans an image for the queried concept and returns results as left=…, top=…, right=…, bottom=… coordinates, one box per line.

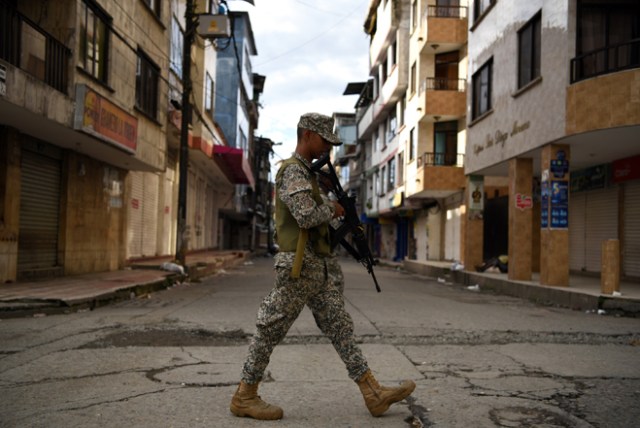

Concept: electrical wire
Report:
left=255, top=0, right=367, bottom=67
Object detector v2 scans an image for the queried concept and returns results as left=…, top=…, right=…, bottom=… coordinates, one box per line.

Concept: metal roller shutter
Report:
left=623, top=181, right=640, bottom=278
left=569, top=192, right=586, bottom=271
left=569, top=188, right=618, bottom=273
left=18, top=149, right=61, bottom=273
left=142, top=173, right=159, bottom=257
left=128, top=171, right=144, bottom=258
left=584, top=188, right=618, bottom=273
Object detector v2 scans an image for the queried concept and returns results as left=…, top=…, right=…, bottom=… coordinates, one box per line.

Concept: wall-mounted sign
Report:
left=74, top=84, right=138, bottom=153
left=469, top=175, right=484, bottom=211
left=515, top=193, right=532, bottom=210
left=549, top=181, right=569, bottom=229
left=612, top=154, right=640, bottom=183
left=550, top=150, right=569, bottom=179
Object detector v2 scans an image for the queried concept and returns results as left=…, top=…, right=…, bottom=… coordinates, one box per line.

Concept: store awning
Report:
left=213, top=145, right=255, bottom=188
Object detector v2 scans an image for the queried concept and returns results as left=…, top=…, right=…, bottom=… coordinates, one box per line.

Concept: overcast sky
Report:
left=229, top=0, right=371, bottom=175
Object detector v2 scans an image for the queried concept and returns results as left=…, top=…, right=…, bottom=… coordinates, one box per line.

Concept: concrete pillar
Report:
left=601, top=239, right=620, bottom=294
left=540, top=144, right=570, bottom=286
left=464, top=176, right=484, bottom=271
left=508, top=158, right=533, bottom=281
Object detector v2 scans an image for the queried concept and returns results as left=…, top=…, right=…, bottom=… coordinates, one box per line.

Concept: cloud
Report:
left=230, top=0, right=369, bottom=176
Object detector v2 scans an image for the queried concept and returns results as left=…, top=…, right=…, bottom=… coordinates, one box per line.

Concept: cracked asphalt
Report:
left=1, top=256, right=639, bottom=427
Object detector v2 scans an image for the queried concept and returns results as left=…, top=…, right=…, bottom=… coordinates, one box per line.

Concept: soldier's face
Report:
left=311, top=132, right=332, bottom=158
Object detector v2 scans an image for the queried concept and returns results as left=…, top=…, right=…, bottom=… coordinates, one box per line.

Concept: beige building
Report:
left=404, top=0, right=469, bottom=263
left=465, top=0, right=640, bottom=286
left=0, top=0, right=252, bottom=283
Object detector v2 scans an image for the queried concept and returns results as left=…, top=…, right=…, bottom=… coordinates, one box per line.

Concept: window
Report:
left=135, top=50, right=159, bottom=118
left=397, top=152, right=404, bottom=185
left=142, top=0, right=161, bottom=17
left=387, top=157, right=396, bottom=190
left=411, top=0, right=418, bottom=33
left=170, top=17, right=183, bottom=78
left=472, top=58, right=493, bottom=119
left=473, top=0, right=495, bottom=23
left=518, top=12, right=541, bottom=88
left=380, top=166, right=386, bottom=195
left=390, top=41, right=397, bottom=69
left=409, top=128, right=417, bottom=161
left=388, top=106, right=397, bottom=140
left=205, top=72, right=215, bottom=119
left=410, top=62, right=417, bottom=95
left=373, top=130, right=379, bottom=152
left=573, top=0, right=640, bottom=82
left=399, top=95, right=406, bottom=126
left=78, top=1, right=110, bottom=83
left=434, top=121, right=458, bottom=166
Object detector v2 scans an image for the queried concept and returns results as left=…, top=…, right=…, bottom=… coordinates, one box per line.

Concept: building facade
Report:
left=0, top=0, right=264, bottom=284
left=215, top=10, right=258, bottom=250
left=1, top=0, right=171, bottom=281
left=404, top=0, right=468, bottom=264
left=465, top=0, right=640, bottom=284
left=360, top=0, right=412, bottom=261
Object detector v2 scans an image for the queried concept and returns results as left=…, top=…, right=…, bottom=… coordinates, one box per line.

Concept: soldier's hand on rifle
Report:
left=332, top=201, right=345, bottom=219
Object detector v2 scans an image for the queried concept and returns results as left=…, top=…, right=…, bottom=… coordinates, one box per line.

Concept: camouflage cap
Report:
left=297, top=112, right=342, bottom=146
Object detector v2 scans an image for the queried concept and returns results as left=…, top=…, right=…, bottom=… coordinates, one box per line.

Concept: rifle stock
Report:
left=312, top=153, right=381, bottom=292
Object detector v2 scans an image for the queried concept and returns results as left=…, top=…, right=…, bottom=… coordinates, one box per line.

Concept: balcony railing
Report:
left=422, top=77, right=466, bottom=93
left=417, top=152, right=464, bottom=168
left=0, top=2, right=70, bottom=93
left=427, top=5, right=468, bottom=19
left=570, top=38, right=640, bottom=83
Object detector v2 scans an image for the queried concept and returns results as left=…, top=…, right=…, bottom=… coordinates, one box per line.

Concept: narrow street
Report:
left=1, top=256, right=639, bottom=427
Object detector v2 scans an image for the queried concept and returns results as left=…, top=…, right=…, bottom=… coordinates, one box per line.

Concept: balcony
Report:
left=0, top=3, right=70, bottom=93
left=409, top=152, right=465, bottom=198
left=419, top=77, right=467, bottom=118
left=570, top=38, right=640, bottom=83
left=418, top=5, right=468, bottom=53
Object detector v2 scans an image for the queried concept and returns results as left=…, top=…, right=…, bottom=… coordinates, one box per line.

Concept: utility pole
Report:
left=176, top=0, right=196, bottom=266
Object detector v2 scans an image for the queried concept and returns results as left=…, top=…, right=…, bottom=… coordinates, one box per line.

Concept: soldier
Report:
left=230, top=113, right=416, bottom=420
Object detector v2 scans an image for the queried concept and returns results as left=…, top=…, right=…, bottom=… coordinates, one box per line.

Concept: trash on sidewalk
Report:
left=612, top=291, right=622, bottom=297
left=160, top=262, right=185, bottom=275
left=451, top=261, right=464, bottom=271
left=437, top=277, right=446, bottom=283
left=467, top=284, right=480, bottom=291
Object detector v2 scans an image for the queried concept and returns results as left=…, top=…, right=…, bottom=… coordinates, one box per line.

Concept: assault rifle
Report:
left=311, top=153, right=381, bottom=292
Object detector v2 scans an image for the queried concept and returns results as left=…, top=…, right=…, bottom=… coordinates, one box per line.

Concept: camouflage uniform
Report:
left=241, top=152, right=369, bottom=384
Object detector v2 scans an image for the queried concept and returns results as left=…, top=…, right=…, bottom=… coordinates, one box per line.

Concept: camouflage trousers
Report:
left=241, top=260, right=369, bottom=384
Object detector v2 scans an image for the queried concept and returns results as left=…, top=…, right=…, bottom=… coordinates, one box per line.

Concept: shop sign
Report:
left=612, top=154, right=640, bottom=184
left=515, top=193, right=532, bottom=210
left=74, top=84, right=138, bottom=153
left=469, top=175, right=484, bottom=211
left=550, top=150, right=569, bottom=179
left=571, top=164, right=608, bottom=192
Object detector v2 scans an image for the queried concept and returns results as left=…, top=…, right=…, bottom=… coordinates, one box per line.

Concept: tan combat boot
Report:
left=230, top=381, right=283, bottom=420
left=356, top=370, right=416, bottom=417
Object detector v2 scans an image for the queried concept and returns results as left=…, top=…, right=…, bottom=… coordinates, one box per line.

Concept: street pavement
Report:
left=1, top=255, right=640, bottom=427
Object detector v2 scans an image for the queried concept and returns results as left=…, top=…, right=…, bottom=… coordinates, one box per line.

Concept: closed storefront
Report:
left=18, top=143, right=62, bottom=279
left=569, top=187, right=618, bottom=274
left=127, top=171, right=160, bottom=259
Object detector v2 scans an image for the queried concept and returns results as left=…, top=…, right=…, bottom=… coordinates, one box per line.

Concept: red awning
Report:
left=213, top=145, right=255, bottom=188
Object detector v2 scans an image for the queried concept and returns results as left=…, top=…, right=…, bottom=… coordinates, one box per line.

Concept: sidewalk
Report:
left=1, top=252, right=639, bottom=318
left=0, top=250, right=250, bottom=317
left=401, top=259, right=640, bottom=316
